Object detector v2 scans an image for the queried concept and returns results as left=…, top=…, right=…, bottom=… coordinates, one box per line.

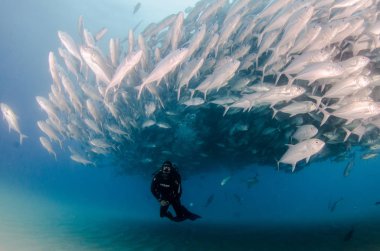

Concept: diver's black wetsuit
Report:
left=151, top=168, right=200, bottom=222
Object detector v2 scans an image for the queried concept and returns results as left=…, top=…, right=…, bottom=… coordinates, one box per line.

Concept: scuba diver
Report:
left=151, top=160, right=201, bottom=222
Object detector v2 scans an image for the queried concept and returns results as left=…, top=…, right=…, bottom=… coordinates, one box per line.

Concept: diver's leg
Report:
left=171, top=198, right=187, bottom=221
left=160, top=204, right=174, bottom=220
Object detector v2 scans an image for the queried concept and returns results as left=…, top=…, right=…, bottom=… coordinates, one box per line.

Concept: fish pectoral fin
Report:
left=19, top=134, right=28, bottom=145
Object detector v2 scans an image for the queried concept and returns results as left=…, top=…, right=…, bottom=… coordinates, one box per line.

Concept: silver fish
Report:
left=279, top=138, right=325, bottom=172
left=70, top=154, right=95, bottom=166
left=57, top=31, right=82, bottom=62
left=106, top=50, right=143, bottom=95
left=1, top=103, right=27, bottom=144
left=292, top=124, right=318, bottom=142
left=39, top=136, right=57, bottom=159
left=138, top=48, right=189, bottom=98
left=272, top=101, right=317, bottom=118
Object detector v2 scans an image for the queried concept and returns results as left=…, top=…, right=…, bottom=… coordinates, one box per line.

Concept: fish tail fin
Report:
left=311, top=86, right=317, bottom=95
left=223, top=105, right=230, bottom=116
left=157, top=95, right=165, bottom=109
left=358, top=134, right=364, bottom=142
left=247, top=102, right=254, bottom=112
left=177, top=86, right=182, bottom=101
left=261, top=63, right=268, bottom=80
left=308, top=95, right=323, bottom=108
left=203, top=90, right=208, bottom=100
left=20, top=134, right=28, bottom=145
left=272, top=107, right=278, bottom=119
left=287, top=76, right=295, bottom=86
left=137, top=83, right=144, bottom=100
left=320, top=84, right=327, bottom=93
left=275, top=72, right=282, bottom=86
left=257, top=32, right=264, bottom=47
left=343, top=127, right=351, bottom=142
left=105, top=85, right=113, bottom=98
left=190, top=89, right=195, bottom=99
left=260, top=73, right=265, bottom=85
left=319, top=107, right=330, bottom=126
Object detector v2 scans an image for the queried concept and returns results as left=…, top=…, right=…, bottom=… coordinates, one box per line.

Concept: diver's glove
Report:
left=160, top=200, right=169, bottom=206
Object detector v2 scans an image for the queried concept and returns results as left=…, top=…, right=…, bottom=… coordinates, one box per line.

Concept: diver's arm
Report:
left=176, top=180, right=182, bottom=197
left=173, top=173, right=182, bottom=197
left=151, top=176, right=161, bottom=200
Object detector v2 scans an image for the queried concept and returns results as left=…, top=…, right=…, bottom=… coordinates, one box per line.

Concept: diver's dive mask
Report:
left=162, top=165, right=172, bottom=174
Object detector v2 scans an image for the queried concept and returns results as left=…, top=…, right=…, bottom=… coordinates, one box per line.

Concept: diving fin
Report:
left=181, top=206, right=201, bottom=221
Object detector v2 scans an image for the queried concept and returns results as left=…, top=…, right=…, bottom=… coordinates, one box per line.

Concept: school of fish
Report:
left=29, top=0, right=380, bottom=174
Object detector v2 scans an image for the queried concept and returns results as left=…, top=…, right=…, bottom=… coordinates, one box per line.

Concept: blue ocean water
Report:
left=1, top=0, right=380, bottom=250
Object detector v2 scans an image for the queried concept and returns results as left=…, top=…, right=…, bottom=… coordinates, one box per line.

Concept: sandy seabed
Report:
left=1, top=183, right=380, bottom=250
left=1, top=215, right=380, bottom=251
